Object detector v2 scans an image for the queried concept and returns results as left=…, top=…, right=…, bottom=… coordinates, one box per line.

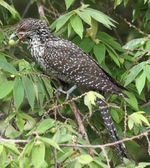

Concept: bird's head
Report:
left=9, top=18, right=48, bottom=42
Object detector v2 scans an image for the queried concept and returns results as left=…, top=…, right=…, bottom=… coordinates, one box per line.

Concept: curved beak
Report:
left=9, top=31, right=27, bottom=44
left=9, top=32, right=17, bottom=40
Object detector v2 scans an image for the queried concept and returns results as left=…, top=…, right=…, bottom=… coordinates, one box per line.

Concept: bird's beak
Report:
left=9, top=31, right=27, bottom=44
left=9, top=32, right=17, bottom=40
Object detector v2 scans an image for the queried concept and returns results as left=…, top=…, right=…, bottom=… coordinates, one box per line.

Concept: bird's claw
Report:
left=55, top=85, right=77, bottom=101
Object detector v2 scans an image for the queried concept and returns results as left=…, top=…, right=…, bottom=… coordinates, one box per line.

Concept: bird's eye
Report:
left=20, top=27, right=26, bottom=31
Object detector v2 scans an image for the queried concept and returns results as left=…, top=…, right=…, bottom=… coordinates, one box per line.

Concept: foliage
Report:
left=0, top=0, right=150, bottom=167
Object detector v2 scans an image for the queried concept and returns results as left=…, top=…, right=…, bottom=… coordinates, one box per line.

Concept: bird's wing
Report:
left=45, top=39, right=122, bottom=94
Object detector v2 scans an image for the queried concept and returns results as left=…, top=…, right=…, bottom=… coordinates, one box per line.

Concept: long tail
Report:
left=96, top=97, right=127, bottom=161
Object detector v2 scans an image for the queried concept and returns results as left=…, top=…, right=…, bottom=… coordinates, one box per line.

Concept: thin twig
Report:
left=71, top=100, right=94, bottom=157
left=36, top=0, right=45, bottom=18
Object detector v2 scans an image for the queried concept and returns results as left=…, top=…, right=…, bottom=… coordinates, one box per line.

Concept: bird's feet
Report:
left=55, top=85, right=77, bottom=101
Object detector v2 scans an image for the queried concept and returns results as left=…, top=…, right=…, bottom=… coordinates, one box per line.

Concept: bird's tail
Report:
left=96, top=97, right=127, bottom=160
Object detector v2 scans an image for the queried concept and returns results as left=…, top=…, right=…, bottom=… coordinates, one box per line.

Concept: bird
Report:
left=10, top=18, right=127, bottom=160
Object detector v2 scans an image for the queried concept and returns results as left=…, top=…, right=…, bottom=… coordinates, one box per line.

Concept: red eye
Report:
left=20, top=27, right=26, bottom=31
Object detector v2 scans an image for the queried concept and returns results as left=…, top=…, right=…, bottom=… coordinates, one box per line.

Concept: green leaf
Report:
left=106, top=46, right=120, bottom=67
left=50, top=12, right=73, bottom=31
left=128, top=117, right=134, bottom=130
left=97, top=32, right=124, bottom=52
left=74, top=161, right=82, bottom=168
left=94, top=43, right=106, bottom=64
left=36, top=118, right=54, bottom=133
left=144, top=65, right=150, bottom=82
left=65, top=0, right=75, bottom=9
left=32, top=142, right=45, bottom=168
left=0, top=0, right=20, bottom=19
left=13, top=77, right=24, bottom=109
left=114, top=0, right=123, bottom=8
left=84, top=91, right=104, bottom=116
left=85, top=8, right=116, bottom=29
left=23, top=139, right=34, bottom=156
left=0, top=144, right=3, bottom=154
left=2, top=142, right=20, bottom=154
left=124, top=91, right=139, bottom=110
left=125, top=62, right=144, bottom=86
left=16, top=115, right=24, bottom=131
left=22, top=75, right=35, bottom=110
left=135, top=71, right=146, bottom=95
left=76, top=10, right=91, bottom=25
left=19, top=112, right=35, bottom=122
left=38, top=136, right=63, bottom=152
left=0, top=60, right=18, bottom=74
left=57, top=147, right=73, bottom=163
left=78, top=37, right=94, bottom=53
left=77, top=154, right=93, bottom=164
left=138, top=162, right=150, bottom=167
left=123, top=38, right=148, bottom=49
left=70, top=15, right=83, bottom=38
left=0, top=81, right=14, bottom=99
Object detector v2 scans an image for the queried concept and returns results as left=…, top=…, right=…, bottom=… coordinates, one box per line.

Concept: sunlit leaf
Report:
left=77, top=154, right=93, bottom=164
left=36, top=118, right=54, bottom=133
left=70, top=15, right=83, bottom=38
left=85, top=8, right=116, bottom=29
left=2, top=142, right=20, bottom=154
left=32, top=142, right=45, bottom=168
left=76, top=10, right=91, bottom=25
left=38, top=137, right=63, bottom=152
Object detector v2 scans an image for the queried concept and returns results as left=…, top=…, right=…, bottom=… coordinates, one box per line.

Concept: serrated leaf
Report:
left=22, top=75, right=35, bottom=110
left=0, top=60, right=17, bottom=74
left=85, top=8, right=116, bottom=29
left=70, top=15, right=83, bottom=38
left=32, top=142, right=45, bottom=168
left=76, top=10, right=91, bottom=25
left=84, top=91, right=104, bottom=116
left=38, top=136, right=63, bottom=152
left=0, top=81, right=14, bottom=99
left=94, top=43, right=106, bottom=63
left=77, top=154, right=93, bottom=164
left=135, top=71, right=146, bottom=95
left=36, top=118, right=54, bottom=133
left=13, top=77, right=24, bottom=109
